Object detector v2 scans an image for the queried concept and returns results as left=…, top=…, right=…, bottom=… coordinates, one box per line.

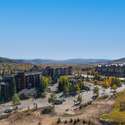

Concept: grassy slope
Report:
left=101, top=91, right=125, bottom=123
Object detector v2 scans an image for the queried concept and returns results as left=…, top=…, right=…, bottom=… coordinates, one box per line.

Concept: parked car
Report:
left=4, top=109, right=13, bottom=113
left=54, top=100, right=63, bottom=105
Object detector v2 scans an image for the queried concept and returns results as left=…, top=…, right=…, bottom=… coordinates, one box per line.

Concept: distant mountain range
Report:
left=112, top=58, right=125, bottom=64
left=0, top=57, right=125, bottom=65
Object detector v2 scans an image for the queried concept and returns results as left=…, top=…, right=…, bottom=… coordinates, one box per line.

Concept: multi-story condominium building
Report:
left=25, top=72, right=41, bottom=89
left=42, top=66, right=54, bottom=77
left=42, top=66, right=73, bottom=79
left=0, top=72, right=42, bottom=103
left=0, top=82, right=12, bottom=102
left=32, top=66, right=73, bottom=83
left=15, top=72, right=41, bottom=91
left=1, top=75, right=14, bottom=102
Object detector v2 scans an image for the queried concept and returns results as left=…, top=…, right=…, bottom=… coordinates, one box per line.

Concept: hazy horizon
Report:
left=0, top=0, right=125, bottom=59
left=0, top=56, right=123, bottom=60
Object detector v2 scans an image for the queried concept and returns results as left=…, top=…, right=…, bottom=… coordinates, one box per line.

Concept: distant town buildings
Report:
left=97, top=63, right=125, bottom=68
left=96, top=64, right=125, bottom=77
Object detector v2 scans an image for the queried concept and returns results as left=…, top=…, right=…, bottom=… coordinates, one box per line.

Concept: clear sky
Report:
left=0, top=0, right=125, bottom=59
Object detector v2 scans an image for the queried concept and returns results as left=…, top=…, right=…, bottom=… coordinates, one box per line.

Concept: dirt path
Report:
left=59, top=99, right=114, bottom=125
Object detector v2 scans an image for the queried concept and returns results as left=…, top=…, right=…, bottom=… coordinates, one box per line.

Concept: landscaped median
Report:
left=100, top=91, right=125, bottom=125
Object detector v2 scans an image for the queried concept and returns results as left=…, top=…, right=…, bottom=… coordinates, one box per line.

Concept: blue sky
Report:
left=0, top=0, right=125, bottom=59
